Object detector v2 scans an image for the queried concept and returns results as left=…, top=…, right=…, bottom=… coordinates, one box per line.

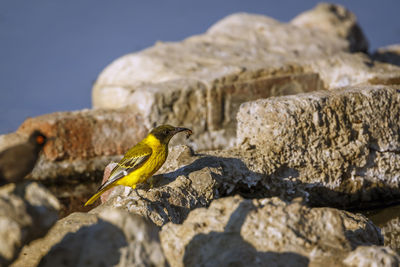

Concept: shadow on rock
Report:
left=38, top=219, right=127, bottom=267
left=162, top=153, right=400, bottom=211
left=182, top=201, right=309, bottom=267
left=155, top=155, right=275, bottom=199
left=154, top=155, right=235, bottom=186
left=362, top=204, right=400, bottom=254
left=373, top=51, right=400, bottom=67
left=108, top=147, right=400, bottom=228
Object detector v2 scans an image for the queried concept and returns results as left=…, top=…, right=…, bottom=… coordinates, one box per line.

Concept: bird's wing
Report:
left=97, top=143, right=152, bottom=192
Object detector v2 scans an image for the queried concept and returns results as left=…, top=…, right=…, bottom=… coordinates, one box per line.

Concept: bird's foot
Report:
left=135, top=188, right=144, bottom=200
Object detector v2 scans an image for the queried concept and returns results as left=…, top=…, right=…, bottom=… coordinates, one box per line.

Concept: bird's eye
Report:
left=36, top=135, right=45, bottom=145
left=163, top=130, right=169, bottom=135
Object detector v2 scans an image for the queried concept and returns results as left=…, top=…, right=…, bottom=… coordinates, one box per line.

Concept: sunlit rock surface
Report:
left=12, top=208, right=165, bottom=267
left=160, top=195, right=389, bottom=267
left=237, top=85, right=400, bottom=208
left=0, top=182, right=59, bottom=266
left=2, top=3, right=400, bottom=266
left=93, top=8, right=400, bottom=151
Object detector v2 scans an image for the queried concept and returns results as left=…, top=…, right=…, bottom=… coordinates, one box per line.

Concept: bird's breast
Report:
left=149, top=146, right=168, bottom=171
left=137, top=145, right=167, bottom=184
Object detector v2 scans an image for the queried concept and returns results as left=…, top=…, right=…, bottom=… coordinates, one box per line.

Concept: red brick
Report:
left=17, top=109, right=148, bottom=161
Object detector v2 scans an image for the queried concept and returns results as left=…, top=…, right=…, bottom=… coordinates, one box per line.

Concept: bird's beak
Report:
left=173, top=127, right=193, bottom=138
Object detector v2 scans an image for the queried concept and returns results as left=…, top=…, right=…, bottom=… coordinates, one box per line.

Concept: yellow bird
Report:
left=84, top=125, right=192, bottom=206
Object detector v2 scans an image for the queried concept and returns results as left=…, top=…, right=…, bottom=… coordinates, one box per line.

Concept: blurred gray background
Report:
left=0, top=0, right=399, bottom=134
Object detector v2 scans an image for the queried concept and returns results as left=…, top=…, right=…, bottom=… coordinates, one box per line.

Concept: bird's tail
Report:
left=84, top=184, right=114, bottom=207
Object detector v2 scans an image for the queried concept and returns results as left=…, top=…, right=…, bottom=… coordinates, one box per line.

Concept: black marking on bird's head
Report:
left=28, top=130, right=48, bottom=147
left=150, top=125, right=193, bottom=144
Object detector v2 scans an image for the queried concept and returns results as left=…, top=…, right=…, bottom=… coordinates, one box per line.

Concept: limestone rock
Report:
left=160, top=195, right=383, bottom=267
left=291, top=3, right=369, bottom=52
left=0, top=182, right=60, bottom=266
left=382, top=218, right=400, bottom=254
left=92, top=11, right=400, bottom=151
left=6, top=108, right=147, bottom=193
left=17, top=108, right=147, bottom=162
left=12, top=208, right=166, bottom=267
left=343, top=246, right=400, bottom=267
left=0, top=108, right=148, bottom=217
left=380, top=217, right=400, bottom=255
left=366, top=204, right=400, bottom=254
left=1, top=8, right=398, bottom=189
left=11, top=212, right=98, bottom=267
left=1, top=8, right=399, bottom=191
left=90, top=143, right=300, bottom=227
left=94, top=63, right=324, bottom=151
left=93, top=145, right=222, bottom=226
left=96, top=144, right=310, bottom=226
left=237, top=85, right=400, bottom=208
left=95, top=86, right=400, bottom=228
left=307, top=52, right=400, bottom=88
left=373, top=44, right=400, bottom=66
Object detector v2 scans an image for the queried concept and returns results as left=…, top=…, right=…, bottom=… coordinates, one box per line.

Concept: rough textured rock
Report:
left=18, top=108, right=147, bottom=163
left=3, top=5, right=399, bottom=266
left=92, top=85, right=400, bottom=228
left=4, top=107, right=147, bottom=191
left=1, top=7, right=399, bottom=198
left=94, top=64, right=324, bottom=151
left=12, top=208, right=166, bottom=267
left=3, top=108, right=148, bottom=217
left=381, top=217, right=400, bottom=254
left=160, top=195, right=384, bottom=267
left=98, top=106, right=400, bottom=225
left=343, top=246, right=400, bottom=267
left=291, top=2, right=369, bottom=52
left=307, top=52, right=400, bottom=88
left=366, top=204, right=400, bottom=254
left=373, top=44, right=400, bottom=66
left=0, top=182, right=60, bottom=266
left=1, top=6, right=398, bottom=186
left=96, top=144, right=309, bottom=226
left=92, top=10, right=400, bottom=151
left=237, top=85, right=400, bottom=208
left=92, top=145, right=221, bottom=226
left=100, top=86, right=400, bottom=221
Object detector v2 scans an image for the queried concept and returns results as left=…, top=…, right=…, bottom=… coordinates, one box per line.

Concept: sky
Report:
left=0, top=0, right=399, bottom=134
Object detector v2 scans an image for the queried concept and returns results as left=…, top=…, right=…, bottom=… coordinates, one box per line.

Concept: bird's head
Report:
left=28, top=130, right=48, bottom=148
left=149, top=125, right=193, bottom=144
